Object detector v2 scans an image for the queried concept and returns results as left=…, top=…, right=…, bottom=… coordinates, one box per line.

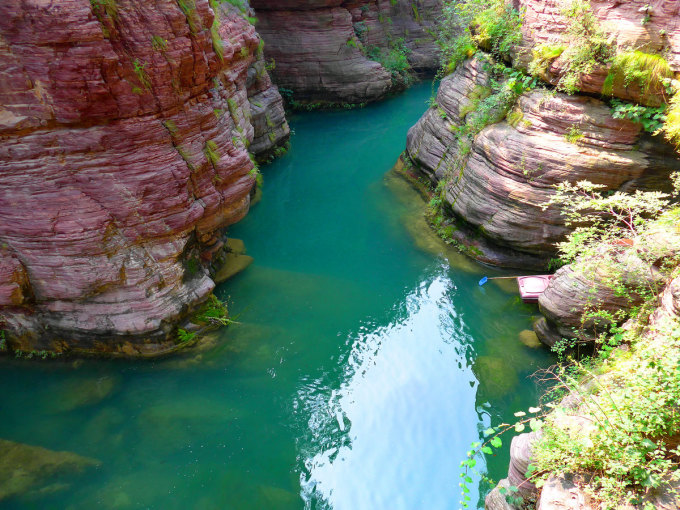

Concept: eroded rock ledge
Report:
left=406, top=58, right=680, bottom=268
left=251, top=0, right=442, bottom=105
left=0, top=0, right=288, bottom=356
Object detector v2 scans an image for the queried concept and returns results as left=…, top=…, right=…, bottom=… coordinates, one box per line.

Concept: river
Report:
left=0, top=81, right=553, bottom=510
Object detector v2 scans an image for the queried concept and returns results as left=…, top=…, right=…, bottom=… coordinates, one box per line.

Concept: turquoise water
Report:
left=0, top=82, right=553, bottom=509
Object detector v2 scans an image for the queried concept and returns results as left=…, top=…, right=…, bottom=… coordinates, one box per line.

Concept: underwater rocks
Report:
left=251, top=0, right=442, bottom=105
left=0, top=0, right=286, bottom=355
left=0, top=439, right=100, bottom=501
left=406, top=58, right=680, bottom=268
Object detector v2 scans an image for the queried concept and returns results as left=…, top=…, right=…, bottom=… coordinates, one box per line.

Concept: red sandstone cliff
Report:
left=406, top=0, right=680, bottom=268
left=251, top=0, right=442, bottom=105
left=0, top=0, right=288, bottom=356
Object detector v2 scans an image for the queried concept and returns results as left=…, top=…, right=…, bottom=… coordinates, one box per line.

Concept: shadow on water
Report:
left=0, top=81, right=554, bottom=510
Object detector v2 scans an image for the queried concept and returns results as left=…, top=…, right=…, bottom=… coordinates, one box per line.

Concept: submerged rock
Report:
left=519, top=329, right=542, bottom=349
left=473, top=356, right=519, bottom=399
left=49, top=375, right=119, bottom=413
left=406, top=58, right=680, bottom=268
left=0, top=439, right=99, bottom=501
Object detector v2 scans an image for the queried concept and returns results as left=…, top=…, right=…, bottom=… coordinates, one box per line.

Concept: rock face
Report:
left=514, top=0, right=680, bottom=106
left=406, top=58, right=680, bottom=268
left=251, top=0, right=442, bottom=104
left=0, top=0, right=288, bottom=356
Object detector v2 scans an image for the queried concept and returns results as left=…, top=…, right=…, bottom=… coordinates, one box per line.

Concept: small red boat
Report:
left=517, top=275, right=554, bottom=303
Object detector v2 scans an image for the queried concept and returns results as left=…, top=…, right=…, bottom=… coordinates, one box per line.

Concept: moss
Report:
left=211, top=23, right=224, bottom=61
left=528, top=43, right=566, bottom=78
left=203, top=140, right=220, bottom=165
left=177, top=0, right=201, bottom=33
left=664, top=93, right=680, bottom=148
left=90, top=0, right=118, bottom=20
left=602, top=50, right=673, bottom=97
left=506, top=108, right=524, bottom=127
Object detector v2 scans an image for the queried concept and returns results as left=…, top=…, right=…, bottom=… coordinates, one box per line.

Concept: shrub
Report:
left=610, top=99, right=666, bottom=133
left=531, top=0, right=613, bottom=94
left=438, top=0, right=522, bottom=74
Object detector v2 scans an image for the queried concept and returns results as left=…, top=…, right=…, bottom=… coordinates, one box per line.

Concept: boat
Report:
left=517, top=275, right=554, bottom=303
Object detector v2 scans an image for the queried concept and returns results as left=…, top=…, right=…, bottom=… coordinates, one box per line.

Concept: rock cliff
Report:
left=406, top=58, right=680, bottom=268
left=0, top=0, right=288, bottom=356
left=251, top=0, right=442, bottom=105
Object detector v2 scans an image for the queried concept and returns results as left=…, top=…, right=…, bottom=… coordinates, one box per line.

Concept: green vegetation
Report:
left=664, top=93, right=680, bottom=147
left=603, top=51, right=673, bottom=97
left=132, top=59, right=151, bottom=90
left=564, top=125, right=584, bottom=144
left=203, top=140, right=220, bottom=165
left=90, top=0, right=118, bottom=20
left=438, top=0, right=522, bottom=74
left=176, top=328, right=196, bottom=344
left=527, top=43, right=566, bottom=79
left=192, top=295, right=231, bottom=326
left=610, top=99, right=666, bottom=133
left=0, top=330, right=5, bottom=352
left=177, top=0, right=201, bottom=33
left=151, top=35, right=167, bottom=52
left=365, top=38, right=413, bottom=83
left=534, top=0, right=613, bottom=94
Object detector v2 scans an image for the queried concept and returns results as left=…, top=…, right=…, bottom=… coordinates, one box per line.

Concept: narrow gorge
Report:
left=1, top=0, right=679, bottom=509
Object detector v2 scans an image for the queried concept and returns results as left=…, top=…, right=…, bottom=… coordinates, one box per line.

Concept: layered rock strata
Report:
left=406, top=58, right=680, bottom=268
left=515, top=0, right=680, bottom=106
left=0, top=0, right=287, bottom=356
left=251, top=0, right=442, bottom=105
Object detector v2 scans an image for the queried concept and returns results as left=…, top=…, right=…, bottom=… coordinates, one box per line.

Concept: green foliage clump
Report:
left=564, top=125, right=584, bottom=144
left=193, top=295, right=231, bottom=326
left=528, top=43, right=566, bottom=79
left=203, top=140, right=220, bottom=165
left=610, top=98, right=666, bottom=133
left=438, top=0, right=522, bottom=74
left=532, top=320, right=680, bottom=508
left=544, top=180, right=672, bottom=265
left=132, top=59, right=151, bottom=90
left=602, top=50, right=673, bottom=98
left=365, top=38, right=413, bottom=82
left=176, top=328, right=196, bottom=344
left=90, top=0, right=118, bottom=20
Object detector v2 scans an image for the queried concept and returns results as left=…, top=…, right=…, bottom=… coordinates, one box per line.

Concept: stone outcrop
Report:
left=0, top=0, right=288, bottom=356
left=251, top=0, right=442, bottom=105
left=406, top=58, right=680, bottom=268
